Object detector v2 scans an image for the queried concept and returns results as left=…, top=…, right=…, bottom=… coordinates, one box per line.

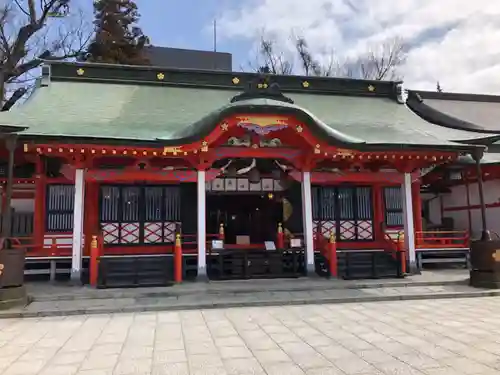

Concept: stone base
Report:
left=69, top=270, right=83, bottom=286
left=196, top=268, right=209, bottom=283
left=0, top=285, right=27, bottom=310
left=470, top=270, right=500, bottom=289
left=408, top=261, right=421, bottom=276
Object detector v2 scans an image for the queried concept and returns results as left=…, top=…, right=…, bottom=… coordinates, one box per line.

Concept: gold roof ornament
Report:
left=232, top=77, right=240, bottom=85
left=76, top=68, right=85, bottom=76
left=157, top=73, right=165, bottom=80
left=296, top=125, right=303, bottom=133
left=302, top=81, right=310, bottom=88
left=368, top=84, right=375, bottom=92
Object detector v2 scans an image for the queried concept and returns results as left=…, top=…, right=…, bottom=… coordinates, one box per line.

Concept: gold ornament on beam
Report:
left=368, top=84, right=375, bottom=92
left=157, top=73, right=165, bottom=80
left=76, top=68, right=85, bottom=76
left=232, top=77, right=240, bottom=85
left=302, top=81, right=310, bottom=88
left=201, top=141, right=209, bottom=153
left=163, top=146, right=182, bottom=155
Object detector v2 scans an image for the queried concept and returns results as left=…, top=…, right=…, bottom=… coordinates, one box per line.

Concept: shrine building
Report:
left=0, top=61, right=498, bottom=287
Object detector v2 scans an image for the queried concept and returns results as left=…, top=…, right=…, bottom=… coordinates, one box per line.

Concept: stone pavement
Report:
left=2, top=297, right=500, bottom=375
left=4, top=283, right=500, bottom=319
left=2, top=270, right=487, bottom=318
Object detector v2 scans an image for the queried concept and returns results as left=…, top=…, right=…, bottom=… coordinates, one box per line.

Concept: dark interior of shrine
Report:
left=207, top=158, right=290, bottom=245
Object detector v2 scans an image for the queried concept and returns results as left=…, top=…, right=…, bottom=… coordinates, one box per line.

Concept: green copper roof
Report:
left=0, top=80, right=496, bottom=150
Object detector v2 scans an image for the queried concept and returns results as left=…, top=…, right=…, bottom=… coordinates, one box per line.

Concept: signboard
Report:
left=212, top=240, right=224, bottom=250
left=264, top=241, right=276, bottom=251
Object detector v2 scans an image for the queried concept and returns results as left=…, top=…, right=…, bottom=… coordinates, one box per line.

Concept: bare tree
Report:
left=0, top=0, right=91, bottom=107
left=249, top=34, right=406, bottom=81
left=341, top=38, right=407, bottom=80
left=245, top=37, right=293, bottom=75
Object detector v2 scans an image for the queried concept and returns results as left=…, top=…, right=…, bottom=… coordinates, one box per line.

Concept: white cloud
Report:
left=218, top=0, right=500, bottom=93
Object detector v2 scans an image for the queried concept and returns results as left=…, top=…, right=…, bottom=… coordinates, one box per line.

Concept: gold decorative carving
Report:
left=336, top=148, right=355, bottom=156
left=157, top=73, right=165, bottom=80
left=302, top=81, right=310, bottom=88
left=220, top=122, right=229, bottom=131
left=296, top=125, right=303, bottom=133
left=236, top=116, right=288, bottom=127
left=201, top=141, right=209, bottom=152
left=232, top=77, right=240, bottom=84
left=163, top=146, right=182, bottom=155
left=76, top=68, right=85, bottom=76
left=368, top=84, right=375, bottom=92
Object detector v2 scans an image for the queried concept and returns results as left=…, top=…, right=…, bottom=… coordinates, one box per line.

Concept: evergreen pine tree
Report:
left=85, top=0, right=150, bottom=65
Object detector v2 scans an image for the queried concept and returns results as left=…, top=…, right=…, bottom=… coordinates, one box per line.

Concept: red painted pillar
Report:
left=277, top=222, right=284, bottom=249
left=83, top=182, right=99, bottom=257
left=174, top=233, right=183, bottom=283
left=372, top=184, right=384, bottom=240
left=89, top=235, right=99, bottom=287
left=412, top=182, right=423, bottom=247
left=33, top=156, right=46, bottom=253
left=328, top=231, right=337, bottom=277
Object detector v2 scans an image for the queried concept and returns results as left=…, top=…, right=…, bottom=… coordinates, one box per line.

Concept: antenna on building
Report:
left=213, top=19, right=217, bottom=52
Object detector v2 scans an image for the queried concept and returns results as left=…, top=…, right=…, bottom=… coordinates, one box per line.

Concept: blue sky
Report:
left=79, top=0, right=251, bottom=70
left=73, top=0, right=500, bottom=93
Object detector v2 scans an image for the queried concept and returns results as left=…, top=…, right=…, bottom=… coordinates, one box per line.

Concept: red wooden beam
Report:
left=85, top=168, right=221, bottom=182
left=290, top=171, right=419, bottom=184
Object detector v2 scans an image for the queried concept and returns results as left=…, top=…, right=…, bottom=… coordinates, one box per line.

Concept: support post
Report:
left=412, top=182, right=423, bottom=247
left=71, top=168, right=85, bottom=283
left=373, top=184, right=384, bottom=240
left=301, top=171, right=315, bottom=275
left=277, top=222, right=284, bottom=249
left=197, top=170, right=207, bottom=280
left=402, top=173, right=417, bottom=273
left=89, top=235, right=99, bottom=287
left=1, top=136, right=16, bottom=240
left=328, top=231, right=337, bottom=278
left=174, top=233, right=182, bottom=283
left=465, top=177, right=473, bottom=236
left=474, top=155, right=491, bottom=241
left=33, top=155, right=46, bottom=253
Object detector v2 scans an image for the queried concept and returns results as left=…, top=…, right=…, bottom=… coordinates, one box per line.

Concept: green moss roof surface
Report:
left=0, top=80, right=497, bottom=149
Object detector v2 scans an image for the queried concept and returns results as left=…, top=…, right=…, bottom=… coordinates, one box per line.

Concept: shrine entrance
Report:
left=206, top=158, right=292, bottom=248
left=207, top=193, right=282, bottom=245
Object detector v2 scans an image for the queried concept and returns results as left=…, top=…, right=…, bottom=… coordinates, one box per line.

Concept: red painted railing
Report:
left=383, top=232, right=406, bottom=274
left=415, top=231, right=469, bottom=249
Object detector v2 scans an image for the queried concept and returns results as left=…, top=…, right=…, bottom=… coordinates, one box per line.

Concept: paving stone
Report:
left=3, top=359, right=47, bottom=375
left=252, top=349, right=291, bottom=364
left=151, top=362, right=189, bottom=375
left=153, top=350, right=187, bottom=364
left=262, top=362, right=306, bottom=375
left=79, top=353, right=118, bottom=370
left=113, top=358, right=152, bottom=375
left=39, top=364, right=80, bottom=375
left=223, top=358, right=266, bottom=375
